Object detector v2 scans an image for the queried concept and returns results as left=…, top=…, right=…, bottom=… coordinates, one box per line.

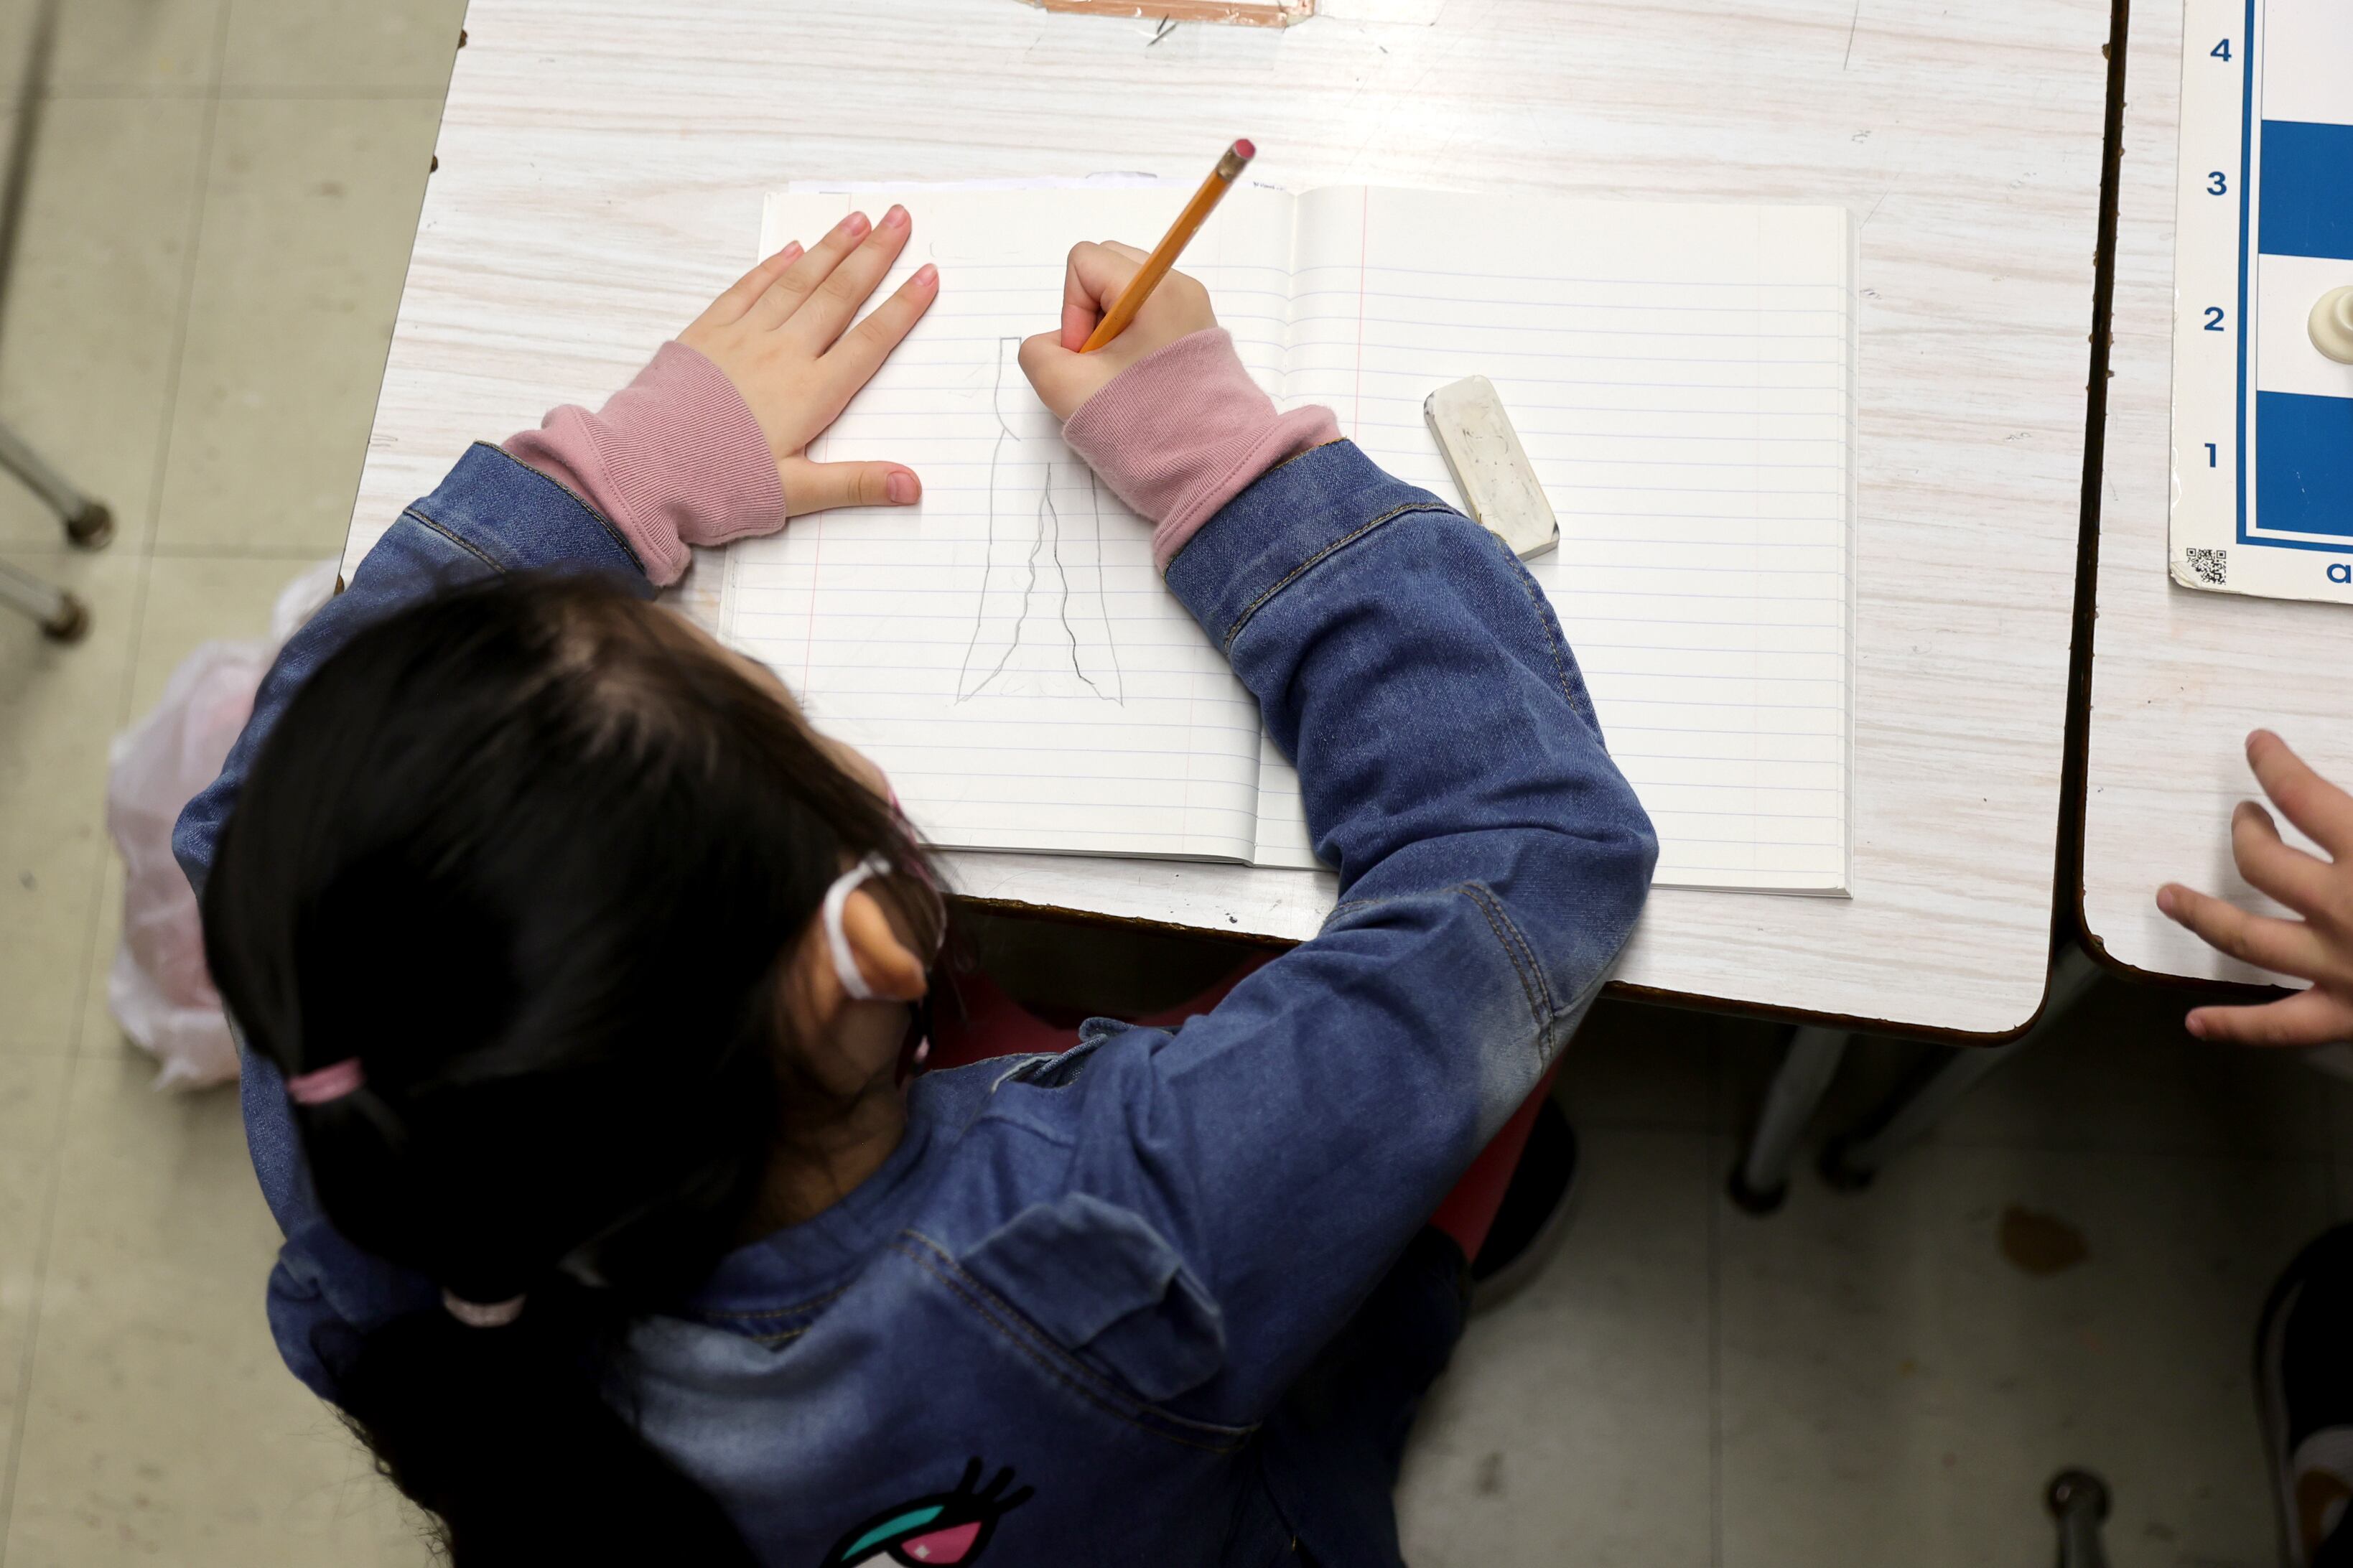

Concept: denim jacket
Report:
left=175, top=438, right=1655, bottom=1565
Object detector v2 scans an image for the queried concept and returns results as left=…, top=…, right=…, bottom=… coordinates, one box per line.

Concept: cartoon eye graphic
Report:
left=822, top=1458, right=1035, bottom=1567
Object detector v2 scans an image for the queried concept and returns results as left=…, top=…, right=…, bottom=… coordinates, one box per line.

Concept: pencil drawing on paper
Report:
left=956, top=337, right=1126, bottom=702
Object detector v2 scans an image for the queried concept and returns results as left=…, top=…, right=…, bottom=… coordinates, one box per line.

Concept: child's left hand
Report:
left=680, top=205, right=939, bottom=515
left=2158, top=729, right=2353, bottom=1045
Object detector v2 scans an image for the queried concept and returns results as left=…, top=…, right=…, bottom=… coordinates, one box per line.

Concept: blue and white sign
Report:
left=2173, top=0, right=2353, bottom=604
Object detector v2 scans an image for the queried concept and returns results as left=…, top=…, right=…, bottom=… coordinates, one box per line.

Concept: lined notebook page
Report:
left=724, top=184, right=1855, bottom=891
left=1264, top=189, right=1855, bottom=892
left=724, top=188, right=1295, bottom=860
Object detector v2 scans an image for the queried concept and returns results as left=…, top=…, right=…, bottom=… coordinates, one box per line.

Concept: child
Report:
left=2158, top=729, right=2353, bottom=1564
left=180, top=206, right=1657, bottom=1564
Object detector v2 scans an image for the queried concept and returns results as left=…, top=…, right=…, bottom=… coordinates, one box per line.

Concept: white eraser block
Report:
left=1422, top=375, right=1560, bottom=561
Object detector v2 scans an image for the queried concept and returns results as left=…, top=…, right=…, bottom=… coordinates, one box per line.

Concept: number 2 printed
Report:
left=2204, top=306, right=2227, bottom=332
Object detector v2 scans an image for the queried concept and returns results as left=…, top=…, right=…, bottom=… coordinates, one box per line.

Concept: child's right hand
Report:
left=2158, top=729, right=2353, bottom=1045
left=1020, top=242, right=1219, bottom=421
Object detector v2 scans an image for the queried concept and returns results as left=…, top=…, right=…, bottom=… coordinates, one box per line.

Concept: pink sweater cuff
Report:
left=1061, top=328, right=1342, bottom=571
left=503, top=340, right=784, bottom=587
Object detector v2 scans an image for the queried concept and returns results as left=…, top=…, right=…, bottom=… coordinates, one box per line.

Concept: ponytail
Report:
left=339, top=1296, right=756, bottom=1564
left=202, top=574, right=939, bottom=1560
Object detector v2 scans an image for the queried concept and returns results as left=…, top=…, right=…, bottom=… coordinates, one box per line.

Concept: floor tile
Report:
left=123, top=551, right=322, bottom=719
left=0, top=95, right=208, bottom=551
left=76, top=553, right=329, bottom=1072
left=2, top=0, right=223, bottom=93
left=75, top=866, right=130, bottom=1064
left=2, top=1052, right=437, bottom=1564
left=0, top=1053, right=73, bottom=1499
left=1934, top=969, right=2342, bottom=1159
left=1716, top=1143, right=2325, bottom=1568
left=0, top=549, right=141, bottom=1053
left=1712, top=969, right=2338, bottom=1180
left=222, top=0, right=465, bottom=91
left=1398, top=1131, right=1715, bottom=1567
left=1561, top=996, right=1730, bottom=1131
left=156, top=97, right=440, bottom=554
left=2315, top=1051, right=2353, bottom=1181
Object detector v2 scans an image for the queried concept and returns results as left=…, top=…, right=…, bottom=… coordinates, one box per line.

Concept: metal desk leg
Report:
left=1818, top=1036, right=2028, bottom=1190
left=1728, top=1025, right=1850, bottom=1215
left=0, top=557, right=85, bottom=641
left=1818, top=946, right=2101, bottom=1191
left=0, top=420, right=113, bottom=546
left=2046, top=1470, right=2110, bottom=1568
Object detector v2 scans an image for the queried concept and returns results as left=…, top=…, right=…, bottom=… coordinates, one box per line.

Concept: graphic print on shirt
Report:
left=819, top=1457, right=1035, bottom=1567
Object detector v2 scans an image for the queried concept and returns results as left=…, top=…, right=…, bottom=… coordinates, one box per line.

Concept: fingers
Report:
left=2156, top=881, right=2334, bottom=979
left=2231, top=799, right=2347, bottom=924
left=822, top=262, right=939, bottom=388
left=1017, top=330, right=1063, bottom=381
left=2247, top=729, right=2353, bottom=859
left=1018, top=329, right=1095, bottom=422
left=698, top=242, right=804, bottom=329
left=779, top=457, right=921, bottom=516
left=2185, top=984, right=2353, bottom=1046
left=789, top=204, right=913, bottom=351
left=1060, top=241, right=1145, bottom=351
left=753, top=208, right=875, bottom=326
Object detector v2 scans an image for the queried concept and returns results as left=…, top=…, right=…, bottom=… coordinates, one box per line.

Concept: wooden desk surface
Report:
left=2085, top=0, right=2353, bottom=986
left=344, top=0, right=2111, bottom=1035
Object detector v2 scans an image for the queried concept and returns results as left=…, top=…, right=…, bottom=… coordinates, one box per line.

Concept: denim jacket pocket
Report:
left=958, top=1191, right=1228, bottom=1405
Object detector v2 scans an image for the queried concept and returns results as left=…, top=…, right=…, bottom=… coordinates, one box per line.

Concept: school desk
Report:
left=340, top=0, right=2115, bottom=1037
left=2082, top=0, right=2353, bottom=989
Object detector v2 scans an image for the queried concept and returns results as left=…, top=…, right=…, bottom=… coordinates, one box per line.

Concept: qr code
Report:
left=2186, top=546, right=2227, bottom=586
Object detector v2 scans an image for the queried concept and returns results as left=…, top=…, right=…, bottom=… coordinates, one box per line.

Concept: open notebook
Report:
left=720, top=185, right=1854, bottom=892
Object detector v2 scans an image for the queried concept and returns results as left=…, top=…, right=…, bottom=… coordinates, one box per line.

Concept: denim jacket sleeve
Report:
left=172, top=443, right=650, bottom=1399
left=1021, top=439, right=1657, bottom=1422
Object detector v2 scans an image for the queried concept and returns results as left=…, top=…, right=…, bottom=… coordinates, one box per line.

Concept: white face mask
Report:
left=821, top=853, right=895, bottom=1002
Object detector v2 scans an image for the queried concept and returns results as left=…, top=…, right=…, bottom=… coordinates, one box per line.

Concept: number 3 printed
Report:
left=2209, top=170, right=2229, bottom=195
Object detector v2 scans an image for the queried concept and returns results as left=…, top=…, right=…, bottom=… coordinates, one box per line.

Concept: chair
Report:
left=2046, top=1470, right=2110, bottom=1568
left=0, top=0, right=111, bottom=644
left=0, top=422, right=111, bottom=641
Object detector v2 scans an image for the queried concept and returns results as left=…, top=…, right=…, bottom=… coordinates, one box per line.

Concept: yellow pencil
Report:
left=1081, top=139, right=1256, bottom=353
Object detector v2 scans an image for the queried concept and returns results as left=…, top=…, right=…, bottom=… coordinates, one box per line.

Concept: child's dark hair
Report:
left=200, top=571, right=938, bottom=1563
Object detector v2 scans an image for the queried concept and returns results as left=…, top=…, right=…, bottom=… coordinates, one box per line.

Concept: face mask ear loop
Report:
left=822, top=853, right=893, bottom=1003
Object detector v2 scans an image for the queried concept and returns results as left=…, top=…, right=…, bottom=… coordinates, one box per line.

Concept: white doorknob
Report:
left=2311, top=286, right=2353, bottom=363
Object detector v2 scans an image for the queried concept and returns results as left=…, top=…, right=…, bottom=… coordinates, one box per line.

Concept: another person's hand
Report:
left=2157, top=729, right=2353, bottom=1045
left=1020, top=241, right=1219, bottom=421
left=679, top=206, right=938, bottom=515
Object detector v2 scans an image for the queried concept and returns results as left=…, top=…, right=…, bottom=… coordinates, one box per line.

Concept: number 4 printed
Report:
left=2213, top=37, right=2232, bottom=60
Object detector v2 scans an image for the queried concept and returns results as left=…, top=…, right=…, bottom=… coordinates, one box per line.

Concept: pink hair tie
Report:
left=284, top=1058, right=365, bottom=1105
left=442, top=1290, right=526, bottom=1329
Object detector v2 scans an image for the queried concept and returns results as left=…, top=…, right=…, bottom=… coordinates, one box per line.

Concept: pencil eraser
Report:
left=1232, top=138, right=1256, bottom=160
left=1424, top=375, right=1559, bottom=561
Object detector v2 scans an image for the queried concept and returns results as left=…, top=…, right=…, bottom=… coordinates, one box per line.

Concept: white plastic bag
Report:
left=106, top=561, right=338, bottom=1090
